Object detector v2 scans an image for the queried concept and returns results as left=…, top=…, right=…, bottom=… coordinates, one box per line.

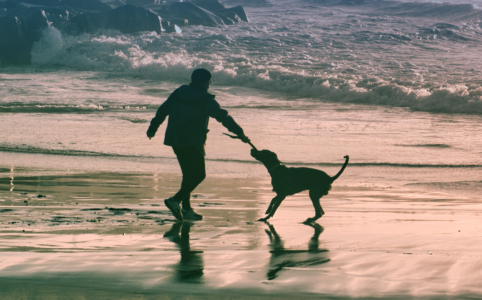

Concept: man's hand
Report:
left=146, top=130, right=156, bottom=140
left=239, top=133, right=250, bottom=144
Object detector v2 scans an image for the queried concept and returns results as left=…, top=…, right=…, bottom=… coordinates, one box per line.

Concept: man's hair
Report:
left=191, top=68, right=212, bottom=85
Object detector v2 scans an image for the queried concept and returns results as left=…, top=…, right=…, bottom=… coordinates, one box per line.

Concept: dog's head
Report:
left=251, top=149, right=281, bottom=169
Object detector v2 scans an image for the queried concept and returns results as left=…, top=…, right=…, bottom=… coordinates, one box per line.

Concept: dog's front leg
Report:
left=258, top=194, right=286, bottom=221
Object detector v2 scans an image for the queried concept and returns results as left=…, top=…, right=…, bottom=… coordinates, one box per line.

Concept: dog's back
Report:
left=272, top=167, right=331, bottom=195
left=251, top=148, right=349, bottom=223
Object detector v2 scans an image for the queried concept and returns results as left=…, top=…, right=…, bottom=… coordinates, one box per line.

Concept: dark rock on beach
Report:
left=190, top=0, right=248, bottom=22
left=191, top=0, right=225, bottom=12
left=0, top=0, right=17, bottom=9
left=215, top=6, right=246, bottom=24
left=10, top=0, right=112, bottom=11
left=167, top=2, right=224, bottom=26
left=126, top=0, right=157, bottom=7
left=214, top=11, right=237, bottom=25
left=222, top=5, right=248, bottom=22
left=72, top=4, right=162, bottom=34
left=0, top=0, right=249, bottom=65
left=143, top=4, right=188, bottom=28
left=0, top=7, right=72, bottom=64
left=103, top=0, right=126, bottom=9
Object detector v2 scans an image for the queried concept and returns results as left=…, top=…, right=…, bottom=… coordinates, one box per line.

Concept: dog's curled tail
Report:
left=331, top=155, right=349, bottom=182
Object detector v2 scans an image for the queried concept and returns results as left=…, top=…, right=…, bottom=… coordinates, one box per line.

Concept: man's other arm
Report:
left=146, top=90, right=177, bottom=139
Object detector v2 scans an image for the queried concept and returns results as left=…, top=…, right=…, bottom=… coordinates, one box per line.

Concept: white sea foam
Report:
left=25, top=0, right=482, bottom=115
left=31, top=27, right=65, bottom=65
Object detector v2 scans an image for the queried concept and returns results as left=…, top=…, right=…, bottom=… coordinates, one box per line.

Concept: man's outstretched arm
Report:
left=207, top=99, right=250, bottom=143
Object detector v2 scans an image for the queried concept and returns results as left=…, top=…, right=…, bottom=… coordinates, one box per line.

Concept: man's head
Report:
left=191, top=68, right=212, bottom=90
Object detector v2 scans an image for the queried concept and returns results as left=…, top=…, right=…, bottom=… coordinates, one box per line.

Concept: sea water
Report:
left=1, top=0, right=482, bottom=195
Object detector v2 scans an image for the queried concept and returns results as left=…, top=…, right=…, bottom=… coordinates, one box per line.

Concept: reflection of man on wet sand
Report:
left=164, top=222, right=204, bottom=283
left=264, top=222, right=329, bottom=280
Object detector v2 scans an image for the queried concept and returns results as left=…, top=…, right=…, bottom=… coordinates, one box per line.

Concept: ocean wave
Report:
left=29, top=28, right=482, bottom=115
left=232, top=160, right=482, bottom=168
left=23, top=8, right=482, bottom=116
left=405, top=180, right=482, bottom=198
left=305, top=0, right=482, bottom=20
left=291, top=162, right=482, bottom=168
left=0, top=102, right=155, bottom=113
left=1, top=144, right=481, bottom=168
left=396, top=144, right=452, bottom=148
left=388, top=2, right=482, bottom=20
left=0, top=144, right=133, bottom=158
left=217, top=73, right=482, bottom=115
left=352, top=25, right=475, bottom=43
left=222, top=0, right=272, bottom=7
left=118, top=116, right=149, bottom=123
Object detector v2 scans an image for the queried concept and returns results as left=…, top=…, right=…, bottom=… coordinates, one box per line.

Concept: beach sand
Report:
left=1, top=167, right=482, bottom=299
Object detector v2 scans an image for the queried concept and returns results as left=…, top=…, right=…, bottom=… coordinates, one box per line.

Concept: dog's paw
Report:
left=257, top=217, right=269, bottom=222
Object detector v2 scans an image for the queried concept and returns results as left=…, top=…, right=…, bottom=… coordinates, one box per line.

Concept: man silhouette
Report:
left=147, top=68, right=250, bottom=221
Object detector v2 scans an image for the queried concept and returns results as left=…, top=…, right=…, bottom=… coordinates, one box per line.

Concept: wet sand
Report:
left=1, top=169, right=482, bottom=299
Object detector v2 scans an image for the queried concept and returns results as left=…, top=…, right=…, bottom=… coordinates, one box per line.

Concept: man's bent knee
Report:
left=184, top=171, right=205, bottom=186
left=195, top=172, right=206, bottom=184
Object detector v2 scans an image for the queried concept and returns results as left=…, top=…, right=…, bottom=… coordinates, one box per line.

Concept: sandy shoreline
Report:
left=1, top=166, right=482, bottom=299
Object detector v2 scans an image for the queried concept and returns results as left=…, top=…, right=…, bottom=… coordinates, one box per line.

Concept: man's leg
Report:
left=173, top=146, right=206, bottom=211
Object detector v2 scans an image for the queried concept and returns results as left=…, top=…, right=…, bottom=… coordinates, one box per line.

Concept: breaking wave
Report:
left=21, top=0, right=482, bottom=115
left=0, top=102, right=155, bottom=113
left=0, top=144, right=137, bottom=158
left=305, top=0, right=482, bottom=20
left=1, top=144, right=481, bottom=168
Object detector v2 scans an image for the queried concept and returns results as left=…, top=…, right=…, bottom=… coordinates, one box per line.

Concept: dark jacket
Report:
left=148, top=84, right=244, bottom=155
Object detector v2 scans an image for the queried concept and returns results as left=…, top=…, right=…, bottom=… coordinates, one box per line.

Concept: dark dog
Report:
left=251, top=149, right=349, bottom=223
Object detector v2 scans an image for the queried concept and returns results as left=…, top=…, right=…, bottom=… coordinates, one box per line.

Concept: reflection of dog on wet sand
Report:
left=251, top=149, right=349, bottom=223
left=265, top=222, right=329, bottom=280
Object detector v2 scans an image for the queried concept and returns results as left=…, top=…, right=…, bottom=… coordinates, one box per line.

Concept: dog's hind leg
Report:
left=258, top=194, right=286, bottom=222
left=305, top=189, right=325, bottom=224
left=265, top=196, right=277, bottom=214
